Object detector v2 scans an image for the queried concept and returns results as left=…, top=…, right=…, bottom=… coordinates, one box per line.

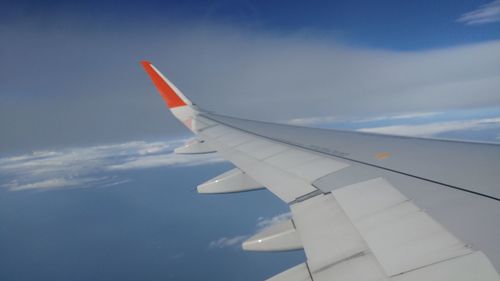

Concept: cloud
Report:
left=256, top=212, right=292, bottom=229
left=287, top=111, right=442, bottom=126
left=0, top=138, right=223, bottom=191
left=357, top=117, right=500, bottom=137
left=106, top=153, right=222, bottom=171
left=353, top=111, right=442, bottom=123
left=458, top=0, right=500, bottom=25
left=287, top=116, right=338, bottom=126
left=208, top=235, right=249, bottom=249
left=5, top=178, right=92, bottom=191
left=208, top=212, right=291, bottom=249
left=1, top=17, right=500, bottom=152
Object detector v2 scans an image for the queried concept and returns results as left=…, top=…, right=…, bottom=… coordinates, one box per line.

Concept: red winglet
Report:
left=141, top=61, right=187, bottom=108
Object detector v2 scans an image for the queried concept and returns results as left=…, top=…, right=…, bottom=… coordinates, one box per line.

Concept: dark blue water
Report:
left=0, top=163, right=304, bottom=281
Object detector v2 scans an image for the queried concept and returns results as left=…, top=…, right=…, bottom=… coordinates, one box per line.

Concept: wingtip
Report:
left=140, top=60, right=189, bottom=108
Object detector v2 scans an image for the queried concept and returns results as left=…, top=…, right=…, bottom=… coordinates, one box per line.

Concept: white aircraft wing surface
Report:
left=141, top=61, right=500, bottom=281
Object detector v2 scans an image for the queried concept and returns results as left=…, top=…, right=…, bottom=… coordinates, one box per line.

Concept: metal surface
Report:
left=204, top=113, right=500, bottom=201
left=242, top=219, right=302, bottom=252
left=266, top=263, right=312, bottom=281
left=197, top=168, right=263, bottom=194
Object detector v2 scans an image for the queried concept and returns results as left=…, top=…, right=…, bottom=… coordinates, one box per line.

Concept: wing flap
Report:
left=290, top=193, right=367, bottom=272
left=393, top=251, right=500, bottom=281
left=332, top=177, right=472, bottom=276
left=312, top=253, right=389, bottom=281
left=266, top=263, right=312, bottom=281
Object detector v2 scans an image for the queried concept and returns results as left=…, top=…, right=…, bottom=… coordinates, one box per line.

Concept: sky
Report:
left=1, top=0, right=500, bottom=280
left=1, top=0, right=500, bottom=153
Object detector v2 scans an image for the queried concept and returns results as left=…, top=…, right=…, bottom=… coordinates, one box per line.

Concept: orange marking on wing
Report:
left=375, top=152, right=391, bottom=160
left=140, top=61, right=187, bottom=108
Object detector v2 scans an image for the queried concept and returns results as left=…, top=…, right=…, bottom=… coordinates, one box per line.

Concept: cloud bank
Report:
left=1, top=17, right=500, bottom=152
left=0, top=139, right=223, bottom=191
left=357, top=117, right=500, bottom=137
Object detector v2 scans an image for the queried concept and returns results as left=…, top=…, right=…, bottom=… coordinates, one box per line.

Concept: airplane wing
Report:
left=140, top=61, right=500, bottom=281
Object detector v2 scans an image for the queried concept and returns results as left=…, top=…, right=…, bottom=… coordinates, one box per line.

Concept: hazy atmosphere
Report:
left=1, top=0, right=500, bottom=280
left=1, top=0, right=500, bottom=152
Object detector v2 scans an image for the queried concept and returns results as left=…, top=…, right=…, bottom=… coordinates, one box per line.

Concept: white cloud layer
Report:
left=358, top=117, right=500, bottom=137
left=458, top=0, right=500, bottom=25
left=0, top=139, right=223, bottom=191
left=106, top=153, right=222, bottom=171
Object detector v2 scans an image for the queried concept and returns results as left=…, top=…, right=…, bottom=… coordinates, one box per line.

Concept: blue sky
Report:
left=1, top=0, right=500, bottom=280
left=2, top=0, right=500, bottom=50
